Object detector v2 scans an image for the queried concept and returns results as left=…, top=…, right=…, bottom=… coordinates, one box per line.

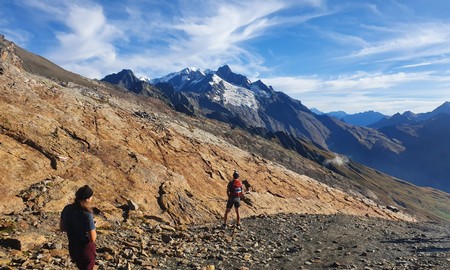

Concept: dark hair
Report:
left=233, top=170, right=239, bottom=179
left=74, top=185, right=94, bottom=212
left=75, top=185, right=93, bottom=202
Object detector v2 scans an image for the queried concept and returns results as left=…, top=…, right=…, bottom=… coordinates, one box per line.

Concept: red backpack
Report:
left=229, top=179, right=243, bottom=198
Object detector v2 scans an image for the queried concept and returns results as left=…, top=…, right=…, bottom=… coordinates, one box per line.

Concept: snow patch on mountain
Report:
left=150, top=73, right=175, bottom=84
left=250, top=84, right=270, bottom=98
left=181, top=75, right=190, bottom=83
left=210, top=73, right=222, bottom=85
left=150, top=67, right=204, bottom=86
left=209, top=74, right=258, bottom=109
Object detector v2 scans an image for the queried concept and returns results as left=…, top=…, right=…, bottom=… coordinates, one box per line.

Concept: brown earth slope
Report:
left=0, top=34, right=422, bottom=225
left=2, top=34, right=450, bottom=230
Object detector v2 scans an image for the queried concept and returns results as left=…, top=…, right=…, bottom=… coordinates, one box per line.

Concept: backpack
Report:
left=229, top=179, right=242, bottom=198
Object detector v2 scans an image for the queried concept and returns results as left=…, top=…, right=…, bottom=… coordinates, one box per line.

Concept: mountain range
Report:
left=102, top=67, right=450, bottom=194
left=314, top=102, right=450, bottom=129
left=369, top=102, right=450, bottom=129
left=313, top=109, right=386, bottom=127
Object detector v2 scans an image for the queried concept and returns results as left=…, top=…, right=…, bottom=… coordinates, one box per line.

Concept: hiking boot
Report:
left=221, top=224, right=227, bottom=229
left=235, top=224, right=241, bottom=229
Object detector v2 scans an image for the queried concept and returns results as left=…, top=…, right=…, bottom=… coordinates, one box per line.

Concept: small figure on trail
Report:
left=60, top=185, right=97, bottom=270
left=223, top=170, right=243, bottom=228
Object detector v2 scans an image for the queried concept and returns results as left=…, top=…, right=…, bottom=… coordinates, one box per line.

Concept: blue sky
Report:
left=2, top=0, right=450, bottom=115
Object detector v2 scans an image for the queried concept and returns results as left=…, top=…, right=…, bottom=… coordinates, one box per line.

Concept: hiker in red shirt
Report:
left=223, top=170, right=243, bottom=228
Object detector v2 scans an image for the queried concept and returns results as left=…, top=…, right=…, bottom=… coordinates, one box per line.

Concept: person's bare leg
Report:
left=235, top=207, right=240, bottom=225
left=223, top=208, right=231, bottom=225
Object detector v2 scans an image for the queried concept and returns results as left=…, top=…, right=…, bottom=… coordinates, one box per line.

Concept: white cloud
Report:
left=321, top=30, right=368, bottom=48
left=0, top=29, right=31, bottom=47
left=303, top=95, right=446, bottom=115
left=261, top=71, right=450, bottom=114
left=19, top=0, right=67, bottom=18
left=323, top=72, right=432, bottom=91
left=348, top=23, right=450, bottom=62
left=263, top=71, right=433, bottom=94
left=48, top=4, right=120, bottom=71
left=146, top=1, right=288, bottom=74
left=78, top=1, right=290, bottom=77
left=261, top=76, right=321, bottom=94
left=396, top=56, right=450, bottom=69
left=15, top=0, right=331, bottom=78
left=323, top=155, right=349, bottom=167
left=11, top=1, right=122, bottom=78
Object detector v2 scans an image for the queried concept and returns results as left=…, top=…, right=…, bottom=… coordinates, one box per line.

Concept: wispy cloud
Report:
left=49, top=4, right=120, bottom=63
left=262, top=70, right=449, bottom=114
left=19, top=0, right=67, bottom=18
left=323, top=155, right=349, bottom=167
left=348, top=23, right=450, bottom=62
left=263, top=71, right=433, bottom=94
left=323, top=71, right=433, bottom=91
left=397, top=57, right=450, bottom=69
left=9, top=1, right=122, bottom=78
left=155, top=1, right=287, bottom=73
left=261, top=76, right=321, bottom=94
left=13, top=0, right=330, bottom=78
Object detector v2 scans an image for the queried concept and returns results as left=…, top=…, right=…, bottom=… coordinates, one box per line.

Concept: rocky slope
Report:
left=2, top=211, right=450, bottom=269
left=0, top=35, right=414, bottom=223
left=1, top=35, right=450, bottom=269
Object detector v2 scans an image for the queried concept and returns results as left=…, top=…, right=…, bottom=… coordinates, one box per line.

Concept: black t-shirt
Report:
left=61, top=203, right=95, bottom=246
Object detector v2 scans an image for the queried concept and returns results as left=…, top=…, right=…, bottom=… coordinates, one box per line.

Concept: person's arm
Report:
left=59, top=218, right=66, bottom=232
left=88, top=229, right=97, bottom=243
left=60, top=206, right=67, bottom=232
left=86, top=211, right=97, bottom=242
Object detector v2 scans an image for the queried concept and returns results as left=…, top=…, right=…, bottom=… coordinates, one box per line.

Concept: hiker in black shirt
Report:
left=60, top=185, right=96, bottom=270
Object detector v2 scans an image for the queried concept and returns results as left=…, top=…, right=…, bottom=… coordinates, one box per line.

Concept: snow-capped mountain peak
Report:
left=150, top=67, right=206, bottom=91
left=148, top=65, right=274, bottom=108
left=181, top=67, right=202, bottom=74
left=216, top=65, right=251, bottom=88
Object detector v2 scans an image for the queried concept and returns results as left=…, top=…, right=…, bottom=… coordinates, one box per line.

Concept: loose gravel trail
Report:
left=2, top=213, right=450, bottom=269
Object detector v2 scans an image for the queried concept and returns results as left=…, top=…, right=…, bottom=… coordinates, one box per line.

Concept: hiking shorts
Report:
left=226, top=197, right=240, bottom=209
